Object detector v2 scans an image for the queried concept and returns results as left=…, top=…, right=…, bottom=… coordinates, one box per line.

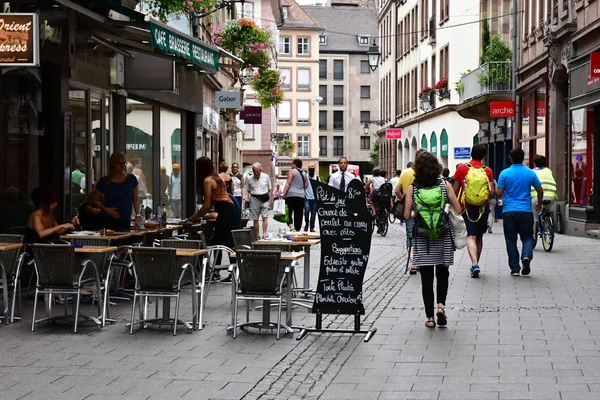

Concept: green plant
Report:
left=280, top=140, right=295, bottom=153
left=251, top=69, right=284, bottom=108
left=477, top=35, right=512, bottom=86
left=146, top=0, right=219, bottom=22
left=369, top=136, right=379, bottom=166
left=480, top=19, right=490, bottom=65
left=212, top=19, right=272, bottom=71
left=454, top=69, right=471, bottom=94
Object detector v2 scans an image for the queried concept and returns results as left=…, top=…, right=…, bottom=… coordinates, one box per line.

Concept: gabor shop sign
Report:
left=590, top=52, right=600, bottom=78
left=214, top=91, right=241, bottom=108
left=0, top=13, right=39, bottom=66
left=490, top=100, right=515, bottom=118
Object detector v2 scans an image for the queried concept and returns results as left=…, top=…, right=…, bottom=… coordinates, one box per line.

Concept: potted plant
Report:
left=419, top=86, right=433, bottom=100
left=280, top=140, right=295, bottom=154
left=251, top=69, right=284, bottom=108
left=212, top=19, right=272, bottom=71
left=146, top=0, right=220, bottom=22
left=453, top=69, right=470, bottom=95
left=434, top=78, right=450, bottom=100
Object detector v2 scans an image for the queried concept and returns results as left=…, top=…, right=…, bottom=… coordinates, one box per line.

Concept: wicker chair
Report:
left=231, top=250, right=285, bottom=339
left=161, top=239, right=208, bottom=329
left=130, top=247, right=197, bottom=335
left=64, top=236, right=115, bottom=326
left=251, top=243, right=296, bottom=287
left=31, top=244, right=103, bottom=333
left=141, top=230, right=163, bottom=247
left=231, top=229, right=257, bottom=250
left=0, top=234, right=26, bottom=324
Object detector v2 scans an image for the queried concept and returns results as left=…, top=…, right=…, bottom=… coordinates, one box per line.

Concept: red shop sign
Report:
left=490, top=100, right=515, bottom=118
left=590, top=52, right=600, bottom=78
left=385, top=129, right=402, bottom=139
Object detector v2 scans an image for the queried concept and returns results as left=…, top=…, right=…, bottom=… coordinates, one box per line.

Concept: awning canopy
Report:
left=171, top=129, right=181, bottom=156
left=440, top=129, right=449, bottom=156
left=430, top=132, right=438, bottom=155
left=421, top=134, right=428, bottom=150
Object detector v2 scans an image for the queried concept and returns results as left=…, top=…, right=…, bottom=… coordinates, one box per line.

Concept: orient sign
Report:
left=490, top=100, right=515, bottom=118
left=0, top=14, right=39, bottom=66
left=385, top=129, right=402, bottom=139
left=590, top=52, right=600, bottom=78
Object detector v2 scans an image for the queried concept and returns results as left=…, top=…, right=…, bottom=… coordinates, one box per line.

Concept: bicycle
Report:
left=532, top=199, right=554, bottom=252
left=373, top=199, right=389, bottom=237
left=388, top=198, right=396, bottom=224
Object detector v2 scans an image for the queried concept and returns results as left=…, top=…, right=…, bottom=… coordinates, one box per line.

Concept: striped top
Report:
left=411, top=180, right=455, bottom=267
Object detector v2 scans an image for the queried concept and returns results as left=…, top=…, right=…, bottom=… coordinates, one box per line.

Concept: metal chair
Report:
left=161, top=239, right=207, bottom=329
left=0, top=234, right=26, bottom=324
left=30, top=244, right=102, bottom=333
left=231, top=250, right=285, bottom=339
left=129, top=247, right=197, bottom=335
left=231, top=228, right=257, bottom=250
left=251, top=242, right=296, bottom=289
left=142, top=230, right=163, bottom=247
left=64, top=236, right=115, bottom=326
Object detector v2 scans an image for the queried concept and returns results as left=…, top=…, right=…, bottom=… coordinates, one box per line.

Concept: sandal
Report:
left=425, top=319, right=436, bottom=328
left=436, top=304, right=447, bottom=327
left=487, top=228, right=493, bottom=234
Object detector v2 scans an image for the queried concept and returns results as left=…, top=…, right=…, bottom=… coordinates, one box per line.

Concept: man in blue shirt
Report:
left=497, top=148, right=544, bottom=276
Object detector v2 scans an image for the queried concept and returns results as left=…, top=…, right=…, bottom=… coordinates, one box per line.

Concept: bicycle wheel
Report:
left=380, top=211, right=389, bottom=236
left=388, top=208, right=396, bottom=224
left=541, top=214, right=554, bottom=252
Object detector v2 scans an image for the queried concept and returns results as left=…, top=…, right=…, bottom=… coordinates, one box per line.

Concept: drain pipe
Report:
left=512, top=0, right=520, bottom=148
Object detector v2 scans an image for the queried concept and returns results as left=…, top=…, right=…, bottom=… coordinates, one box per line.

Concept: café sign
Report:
left=0, top=13, right=39, bottom=67
left=590, top=52, right=600, bottom=78
left=149, top=21, right=219, bottom=72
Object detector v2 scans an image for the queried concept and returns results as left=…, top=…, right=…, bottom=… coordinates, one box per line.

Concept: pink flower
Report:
left=182, top=1, right=187, bottom=5
left=259, top=43, right=265, bottom=49
left=188, top=1, right=193, bottom=6
left=189, top=7, right=194, bottom=12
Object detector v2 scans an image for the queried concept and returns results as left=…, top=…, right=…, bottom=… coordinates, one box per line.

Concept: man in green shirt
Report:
left=71, top=161, right=85, bottom=189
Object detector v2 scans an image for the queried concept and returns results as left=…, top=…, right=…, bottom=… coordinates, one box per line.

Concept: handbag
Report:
left=252, top=193, right=270, bottom=203
left=273, top=204, right=289, bottom=223
left=391, top=200, right=405, bottom=220
left=449, top=209, right=467, bottom=249
left=273, top=199, right=285, bottom=216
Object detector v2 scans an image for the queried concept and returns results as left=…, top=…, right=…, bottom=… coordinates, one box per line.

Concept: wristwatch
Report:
left=135, top=214, right=141, bottom=217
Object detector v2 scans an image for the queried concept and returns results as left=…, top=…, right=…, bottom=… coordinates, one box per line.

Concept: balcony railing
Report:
left=459, top=61, right=513, bottom=103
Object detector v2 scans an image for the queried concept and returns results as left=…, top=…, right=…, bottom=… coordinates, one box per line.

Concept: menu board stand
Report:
left=296, top=179, right=377, bottom=342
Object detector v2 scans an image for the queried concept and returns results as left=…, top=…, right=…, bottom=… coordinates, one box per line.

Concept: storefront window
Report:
left=521, top=96, right=530, bottom=165
left=535, top=87, right=547, bottom=158
left=0, top=70, right=42, bottom=232
left=90, top=94, right=102, bottom=188
left=126, top=99, right=154, bottom=210
left=160, top=108, right=182, bottom=219
left=69, top=89, right=88, bottom=218
left=570, top=107, right=594, bottom=207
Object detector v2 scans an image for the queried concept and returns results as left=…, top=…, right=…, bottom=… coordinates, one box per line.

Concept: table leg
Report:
left=0, top=262, right=9, bottom=324
left=303, top=246, right=310, bottom=291
left=162, top=297, right=171, bottom=322
left=262, top=300, right=271, bottom=326
left=286, top=264, right=293, bottom=327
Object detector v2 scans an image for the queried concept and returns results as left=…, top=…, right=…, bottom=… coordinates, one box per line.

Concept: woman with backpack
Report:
left=404, top=151, right=462, bottom=329
left=283, top=159, right=308, bottom=232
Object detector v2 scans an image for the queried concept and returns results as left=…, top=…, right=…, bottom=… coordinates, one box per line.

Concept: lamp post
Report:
left=239, top=67, right=256, bottom=86
left=367, top=40, right=381, bottom=72
left=362, top=119, right=389, bottom=135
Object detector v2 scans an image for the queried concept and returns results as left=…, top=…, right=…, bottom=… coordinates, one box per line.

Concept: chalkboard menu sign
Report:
left=311, top=179, right=373, bottom=315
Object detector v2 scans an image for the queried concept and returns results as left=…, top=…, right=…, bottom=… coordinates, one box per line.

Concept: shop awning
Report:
left=171, top=129, right=181, bottom=156
left=126, top=126, right=153, bottom=157
left=430, top=132, right=438, bottom=155
left=440, top=129, right=448, bottom=156
left=421, top=134, right=428, bottom=150
left=87, top=0, right=146, bottom=21
left=148, top=18, right=220, bottom=73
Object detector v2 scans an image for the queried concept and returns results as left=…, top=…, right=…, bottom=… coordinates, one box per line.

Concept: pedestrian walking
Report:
left=283, top=159, right=308, bottom=232
left=395, top=148, right=427, bottom=274
left=304, top=164, right=320, bottom=232
left=328, top=157, right=356, bottom=193
left=403, top=151, right=462, bottom=328
left=230, top=162, right=245, bottom=210
left=452, top=144, right=494, bottom=278
left=487, top=178, right=497, bottom=233
left=243, top=162, right=272, bottom=239
left=497, top=148, right=544, bottom=276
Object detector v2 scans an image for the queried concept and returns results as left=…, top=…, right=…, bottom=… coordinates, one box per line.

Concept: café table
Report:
left=228, top=251, right=305, bottom=335
left=254, top=239, right=320, bottom=296
left=285, top=231, right=321, bottom=239
left=127, top=248, right=207, bottom=331
left=0, top=243, right=23, bottom=324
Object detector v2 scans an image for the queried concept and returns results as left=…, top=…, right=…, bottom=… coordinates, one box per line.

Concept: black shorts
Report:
left=462, top=205, right=490, bottom=237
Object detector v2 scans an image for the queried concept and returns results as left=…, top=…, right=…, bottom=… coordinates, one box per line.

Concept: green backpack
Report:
left=413, top=181, right=449, bottom=240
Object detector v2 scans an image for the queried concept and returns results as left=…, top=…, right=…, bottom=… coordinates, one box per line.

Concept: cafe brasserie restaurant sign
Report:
left=149, top=21, right=219, bottom=72
left=0, top=13, right=39, bottom=66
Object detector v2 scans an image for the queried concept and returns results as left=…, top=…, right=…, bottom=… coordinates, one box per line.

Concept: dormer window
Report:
left=319, top=35, right=327, bottom=45
left=282, top=6, right=289, bottom=19
left=358, top=35, right=370, bottom=46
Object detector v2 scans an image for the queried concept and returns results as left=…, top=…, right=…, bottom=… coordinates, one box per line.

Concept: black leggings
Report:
left=286, top=197, right=305, bottom=231
left=419, top=265, right=449, bottom=318
left=210, top=201, right=234, bottom=249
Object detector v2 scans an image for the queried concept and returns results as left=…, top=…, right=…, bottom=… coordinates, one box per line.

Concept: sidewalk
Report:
left=2, top=221, right=600, bottom=400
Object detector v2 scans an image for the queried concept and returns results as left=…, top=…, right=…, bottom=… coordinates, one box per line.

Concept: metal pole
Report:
left=512, top=0, right=520, bottom=148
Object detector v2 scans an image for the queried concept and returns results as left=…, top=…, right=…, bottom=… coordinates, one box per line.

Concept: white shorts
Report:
left=249, top=196, right=269, bottom=220
left=531, top=197, right=555, bottom=212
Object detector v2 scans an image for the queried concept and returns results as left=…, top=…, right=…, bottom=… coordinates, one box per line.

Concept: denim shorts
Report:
left=405, top=218, right=415, bottom=248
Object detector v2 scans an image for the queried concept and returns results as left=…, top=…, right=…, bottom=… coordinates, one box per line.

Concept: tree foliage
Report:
left=369, top=136, right=380, bottom=166
left=480, top=19, right=490, bottom=65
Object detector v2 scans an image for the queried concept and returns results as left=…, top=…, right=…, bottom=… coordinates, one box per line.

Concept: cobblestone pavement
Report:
left=3, top=219, right=600, bottom=400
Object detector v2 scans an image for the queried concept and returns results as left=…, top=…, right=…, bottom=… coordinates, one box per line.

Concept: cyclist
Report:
left=531, top=154, right=558, bottom=236
left=366, top=169, right=386, bottom=217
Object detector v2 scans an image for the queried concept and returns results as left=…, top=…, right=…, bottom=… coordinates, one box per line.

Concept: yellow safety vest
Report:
left=531, top=167, right=558, bottom=199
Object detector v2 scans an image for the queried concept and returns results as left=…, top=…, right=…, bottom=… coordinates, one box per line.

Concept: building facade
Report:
left=385, top=0, right=479, bottom=173
left=274, top=0, right=322, bottom=180
left=304, top=2, right=379, bottom=179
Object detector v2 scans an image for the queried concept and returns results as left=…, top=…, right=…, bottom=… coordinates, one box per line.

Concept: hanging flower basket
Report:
left=419, top=86, right=433, bottom=99
left=251, top=69, right=284, bottom=108
left=212, top=19, right=273, bottom=71
left=280, top=139, right=295, bottom=154
left=146, top=0, right=220, bottom=22
left=434, top=78, right=448, bottom=90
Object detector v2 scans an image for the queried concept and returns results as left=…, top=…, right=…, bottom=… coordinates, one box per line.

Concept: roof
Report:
left=302, top=5, right=377, bottom=52
left=280, top=0, right=323, bottom=31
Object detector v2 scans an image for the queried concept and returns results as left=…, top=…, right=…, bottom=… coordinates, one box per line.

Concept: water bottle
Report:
left=161, top=204, right=167, bottom=228
left=155, top=207, right=161, bottom=228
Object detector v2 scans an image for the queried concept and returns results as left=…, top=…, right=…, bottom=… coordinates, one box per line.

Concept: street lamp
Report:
left=367, top=40, right=381, bottom=72
left=239, top=67, right=256, bottom=86
left=362, top=119, right=389, bottom=135
left=363, top=122, right=370, bottom=135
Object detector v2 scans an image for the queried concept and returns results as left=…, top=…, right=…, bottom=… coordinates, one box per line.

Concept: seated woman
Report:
left=26, top=185, right=78, bottom=244
left=78, top=190, right=105, bottom=230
